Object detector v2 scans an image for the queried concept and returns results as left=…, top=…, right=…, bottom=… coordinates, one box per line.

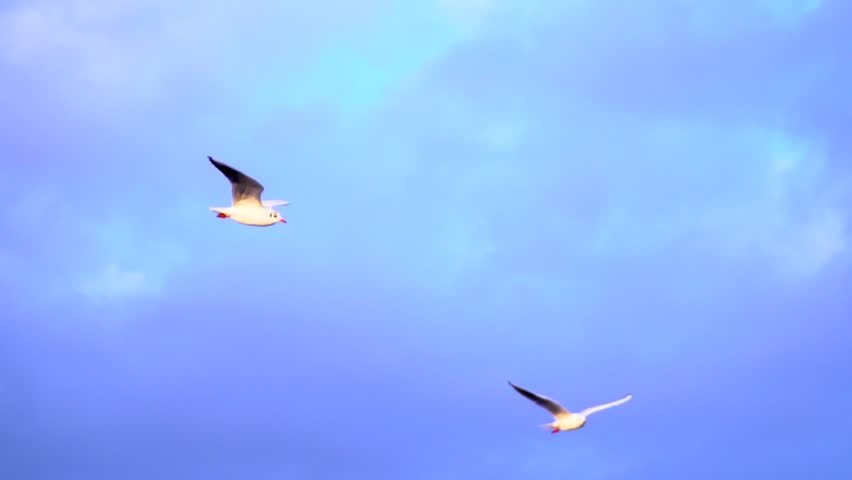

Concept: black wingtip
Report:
left=208, top=156, right=227, bottom=170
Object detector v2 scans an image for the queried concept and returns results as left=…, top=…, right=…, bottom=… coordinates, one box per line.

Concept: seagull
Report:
left=508, top=381, right=631, bottom=434
left=207, top=156, right=289, bottom=227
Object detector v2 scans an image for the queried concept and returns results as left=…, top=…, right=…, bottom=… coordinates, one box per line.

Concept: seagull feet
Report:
left=551, top=428, right=560, bottom=434
left=216, top=213, right=229, bottom=219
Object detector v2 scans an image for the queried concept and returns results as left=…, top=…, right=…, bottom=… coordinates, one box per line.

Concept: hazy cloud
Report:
left=1, top=0, right=850, bottom=478
left=78, top=262, right=153, bottom=301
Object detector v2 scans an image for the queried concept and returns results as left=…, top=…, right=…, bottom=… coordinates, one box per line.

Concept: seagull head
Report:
left=271, top=209, right=287, bottom=224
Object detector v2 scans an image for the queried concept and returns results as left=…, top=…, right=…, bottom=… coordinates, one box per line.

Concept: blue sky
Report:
left=1, top=0, right=851, bottom=478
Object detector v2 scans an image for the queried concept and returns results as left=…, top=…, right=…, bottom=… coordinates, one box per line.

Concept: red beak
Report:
left=280, top=218, right=287, bottom=223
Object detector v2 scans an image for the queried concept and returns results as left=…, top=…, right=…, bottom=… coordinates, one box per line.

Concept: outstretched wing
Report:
left=262, top=200, right=289, bottom=208
left=208, top=156, right=264, bottom=206
left=508, top=381, right=569, bottom=418
left=579, top=394, right=632, bottom=417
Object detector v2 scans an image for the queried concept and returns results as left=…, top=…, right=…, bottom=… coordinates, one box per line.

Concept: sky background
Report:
left=1, top=0, right=851, bottom=478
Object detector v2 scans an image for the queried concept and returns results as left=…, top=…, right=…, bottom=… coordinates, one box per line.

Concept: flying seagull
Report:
left=208, top=156, right=289, bottom=227
left=508, top=381, right=631, bottom=434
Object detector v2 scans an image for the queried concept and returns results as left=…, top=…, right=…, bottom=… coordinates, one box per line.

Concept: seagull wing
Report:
left=579, top=394, right=632, bottom=417
left=508, top=381, right=570, bottom=418
left=208, top=156, right=264, bottom=207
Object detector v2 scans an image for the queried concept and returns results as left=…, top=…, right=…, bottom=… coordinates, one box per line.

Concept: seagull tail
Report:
left=209, top=206, right=231, bottom=217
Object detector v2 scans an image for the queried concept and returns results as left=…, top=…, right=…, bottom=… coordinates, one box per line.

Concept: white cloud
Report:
left=428, top=215, right=497, bottom=290
left=73, top=218, right=188, bottom=303
left=584, top=123, right=849, bottom=280
left=770, top=208, right=848, bottom=278
left=0, top=0, right=260, bottom=109
left=725, top=131, right=849, bottom=278
left=436, top=0, right=592, bottom=44
left=759, top=0, right=824, bottom=26
left=6, top=187, right=69, bottom=233
left=1, top=0, right=459, bottom=115
left=480, top=120, right=525, bottom=152
left=437, top=0, right=497, bottom=31
left=2, top=5, right=133, bottom=67
left=0, top=0, right=172, bottom=109
left=1, top=189, right=188, bottom=304
left=77, top=263, right=154, bottom=301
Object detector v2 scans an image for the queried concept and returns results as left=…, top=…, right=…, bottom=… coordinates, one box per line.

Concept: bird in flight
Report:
left=508, top=381, right=632, bottom=434
left=207, top=156, right=289, bottom=227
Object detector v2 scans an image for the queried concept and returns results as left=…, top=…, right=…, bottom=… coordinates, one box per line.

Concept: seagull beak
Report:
left=279, top=218, right=287, bottom=224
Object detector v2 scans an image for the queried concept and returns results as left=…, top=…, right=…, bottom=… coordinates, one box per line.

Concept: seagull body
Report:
left=508, top=381, right=632, bottom=434
left=208, top=156, right=288, bottom=227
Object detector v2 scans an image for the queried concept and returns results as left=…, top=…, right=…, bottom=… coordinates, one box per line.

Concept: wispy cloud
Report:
left=74, top=218, right=188, bottom=302
left=77, top=262, right=154, bottom=301
left=583, top=123, right=849, bottom=279
left=758, top=0, right=824, bottom=26
left=2, top=0, right=851, bottom=478
left=714, top=129, right=849, bottom=279
left=437, top=0, right=497, bottom=32
left=249, top=2, right=465, bottom=120
left=0, top=0, right=164, bottom=107
left=770, top=207, right=848, bottom=278
left=1, top=187, right=188, bottom=305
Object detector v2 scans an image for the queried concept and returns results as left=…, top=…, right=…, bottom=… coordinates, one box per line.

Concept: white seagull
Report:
left=508, top=381, right=631, bottom=434
left=208, top=156, right=289, bottom=227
